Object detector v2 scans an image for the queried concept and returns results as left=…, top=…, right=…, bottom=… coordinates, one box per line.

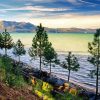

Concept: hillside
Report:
left=0, top=82, right=39, bottom=100
left=0, top=20, right=96, bottom=33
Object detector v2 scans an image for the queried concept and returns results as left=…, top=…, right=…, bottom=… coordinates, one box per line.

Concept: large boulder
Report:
left=47, top=76, right=66, bottom=86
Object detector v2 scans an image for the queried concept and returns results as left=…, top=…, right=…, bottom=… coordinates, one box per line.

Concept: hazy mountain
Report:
left=45, top=28, right=96, bottom=33
left=0, top=20, right=96, bottom=33
left=0, top=21, right=36, bottom=32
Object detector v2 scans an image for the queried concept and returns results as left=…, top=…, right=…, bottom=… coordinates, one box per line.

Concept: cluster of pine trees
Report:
left=0, top=24, right=99, bottom=99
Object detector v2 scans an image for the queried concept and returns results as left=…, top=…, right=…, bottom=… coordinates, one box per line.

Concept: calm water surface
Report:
left=11, top=33, right=93, bottom=53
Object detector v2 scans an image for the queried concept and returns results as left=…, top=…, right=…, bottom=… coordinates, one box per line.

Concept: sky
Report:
left=0, top=0, right=100, bottom=28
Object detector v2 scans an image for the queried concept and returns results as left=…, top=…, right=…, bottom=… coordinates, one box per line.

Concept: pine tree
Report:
left=43, top=42, right=57, bottom=75
left=1, top=29, right=13, bottom=55
left=62, top=52, right=80, bottom=82
left=0, top=33, right=3, bottom=50
left=88, top=29, right=100, bottom=99
left=29, top=23, right=48, bottom=71
left=13, top=39, right=26, bottom=62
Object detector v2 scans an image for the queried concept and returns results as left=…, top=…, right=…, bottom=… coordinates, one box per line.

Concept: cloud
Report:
left=66, top=0, right=78, bottom=4
left=1, top=5, right=71, bottom=12
left=66, top=0, right=98, bottom=6
left=5, top=11, right=100, bottom=29
left=16, top=0, right=55, bottom=3
left=0, top=3, right=12, bottom=8
left=0, top=10, right=7, bottom=13
left=0, top=0, right=100, bottom=28
left=66, top=0, right=81, bottom=5
left=31, top=0, right=54, bottom=2
left=30, top=14, right=100, bottom=29
left=78, top=0, right=98, bottom=5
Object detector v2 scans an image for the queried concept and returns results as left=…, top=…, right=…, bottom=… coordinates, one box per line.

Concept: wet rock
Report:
left=79, top=90, right=96, bottom=100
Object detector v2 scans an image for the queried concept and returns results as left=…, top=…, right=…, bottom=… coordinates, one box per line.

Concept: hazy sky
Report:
left=0, top=0, right=100, bottom=28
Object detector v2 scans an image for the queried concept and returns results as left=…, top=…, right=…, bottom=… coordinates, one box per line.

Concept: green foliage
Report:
left=0, top=33, right=3, bottom=49
left=88, top=29, right=100, bottom=99
left=63, top=52, right=79, bottom=71
left=43, top=42, right=57, bottom=62
left=62, top=52, right=80, bottom=82
left=5, top=73, right=17, bottom=86
left=28, top=47, right=36, bottom=60
left=29, top=23, right=48, bottom=58
left=29, top=23, right=48, bottom=71
left=88, top=29, right=100, bottom=67
left=0, top=29, right=13, bottom=55
left=6, top=73, right=26, bottom=87
left=43, top=42, right=57, bottom=74
left=13, top=39, right=26, bottom=62
left=0, top=56, right=26, bottom=88
left=1, top=56, right=13, bottom=73
left=0, top=68, right=6, bottom=82
left=32, top=79, right=54, bottom=99
left=33, top=78, right=43, bottom=91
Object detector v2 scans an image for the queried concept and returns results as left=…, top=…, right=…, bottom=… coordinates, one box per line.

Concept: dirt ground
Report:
left=0, top=82, right=40, bottom=100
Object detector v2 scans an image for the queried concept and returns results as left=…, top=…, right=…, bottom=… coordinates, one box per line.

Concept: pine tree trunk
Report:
left=5, top=48, right=7, bottom=56
left=50, top=61, right=51, bottom=75
left=95, top=64, right=99, bottom=100
left=39, top=38, right=42, bottom=72
left=95, top=35, right=100, bottom=100
left=19, top=56, right=20, bottom=63
left=68, top=69, right=70, bottom=82
left=40, top=55, right=42, bottom=72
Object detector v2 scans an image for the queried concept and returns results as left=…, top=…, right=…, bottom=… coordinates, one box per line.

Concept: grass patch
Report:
left=0, top=56, right=27, bottom=88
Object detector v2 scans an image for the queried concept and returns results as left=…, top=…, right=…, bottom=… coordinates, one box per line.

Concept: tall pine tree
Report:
left=62, top=52, right=80, bottom=82
left=1, top=29, right=13, bottom=55
left=43, top=42, right=57, bottom=75
left=88, top=29, right=100, bottom=99
left=13, top=39, right=26, bottom=62
left=29, top=23, right=48, bottom=71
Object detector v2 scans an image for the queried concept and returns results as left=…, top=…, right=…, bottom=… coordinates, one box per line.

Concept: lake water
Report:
left=3, top=33, right=100, bottom=92
left=11, top=33, right=93, bottom=54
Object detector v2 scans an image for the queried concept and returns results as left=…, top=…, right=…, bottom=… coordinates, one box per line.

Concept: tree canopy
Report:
left=13, top=39, right=26, bottom=62
left=62, top=52, right=80, bottom=82
left=0, top=29, right=13, bottom=55
left=88, top=29, right=100, bottom=99
left=43, top=42, right=57, bottom=74
left=29, top=23, right=48, bottom=71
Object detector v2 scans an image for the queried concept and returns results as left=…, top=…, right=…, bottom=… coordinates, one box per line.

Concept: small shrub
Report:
left=69, top=88, right=77, bottom=96
left=6, top=73, right=26, bottom=88
left=14, top=75, right=26, bottom=88
left=0, top=68, right=6, bottom=82
left=35, top=90, right=43, bottom=98
left=6, top=73, right=16, bottom=86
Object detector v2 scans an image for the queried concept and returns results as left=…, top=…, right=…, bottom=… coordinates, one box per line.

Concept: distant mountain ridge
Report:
left=0, top=20, right=96, bottom=33
left=0, top=21, right=36, bottom=32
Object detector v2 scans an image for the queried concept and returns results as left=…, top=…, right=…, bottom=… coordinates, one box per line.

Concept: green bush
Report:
left=6, top=73, right=26, bottom=88
left=0, top=68, right=6, bottom=82
left=0, top=56, right=27, bottom=88
left=14, top=75, right=26, bottom=88
left=6, top=73, right=16, bottom=86
left=1, top=56, right=13, bottom=73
